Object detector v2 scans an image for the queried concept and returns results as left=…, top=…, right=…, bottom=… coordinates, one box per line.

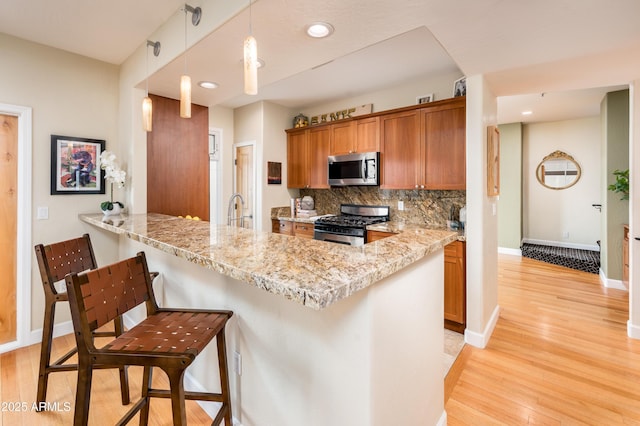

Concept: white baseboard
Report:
left=522, top=238, right=600, bottom=252
left=436, top=410, right=447, bottom=426
left=464, top=305, right=500, bottom=349
left=599, top=268, right=628, bottom=291
left=628, top=320, right=640, bottom=340
left=498, top=246, right=521, bottom=256
left=28, top=320, right=75, bottom=347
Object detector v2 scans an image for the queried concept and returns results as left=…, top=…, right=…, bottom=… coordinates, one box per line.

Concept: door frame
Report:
left=0, top=103, right=32, bottom=354
left=233, top=140, right=260, bottom=230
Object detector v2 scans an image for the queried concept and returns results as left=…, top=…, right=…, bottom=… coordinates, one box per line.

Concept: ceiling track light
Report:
left=181, top=4, right=202, bottom=118
left=244, top=0, right=258, bottom=95
left=143, top=40, right=161, bottom=132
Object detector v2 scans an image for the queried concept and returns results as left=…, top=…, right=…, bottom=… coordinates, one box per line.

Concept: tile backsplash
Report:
left=300, top=187, right=466, bottom=228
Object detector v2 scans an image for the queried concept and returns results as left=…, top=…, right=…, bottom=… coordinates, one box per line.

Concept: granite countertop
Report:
left=80, top=213, right=458, bottom=310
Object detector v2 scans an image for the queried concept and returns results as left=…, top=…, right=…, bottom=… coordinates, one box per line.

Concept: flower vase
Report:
left=101, top=203, right=122, bottom=216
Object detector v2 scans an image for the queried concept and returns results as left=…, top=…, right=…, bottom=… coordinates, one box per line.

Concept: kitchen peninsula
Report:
left=80, top=213, right=457, bottom=426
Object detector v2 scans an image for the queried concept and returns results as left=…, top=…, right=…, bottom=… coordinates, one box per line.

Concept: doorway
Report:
left=232, top=142, right=256, bottom=229
left=0, top=104, right=32, bottom=354
left=0, top=114, right=18, bottom=346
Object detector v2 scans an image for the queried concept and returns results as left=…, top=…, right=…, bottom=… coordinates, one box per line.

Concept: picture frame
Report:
left=453, top=76, right=466, bottom=97
left=487, top=126, right=500, bottom=197
left=267, top=161, right=282, bottom=184
left=416, top=93, right=434, bottom=104
left=50, top=134, right=105, bottom=195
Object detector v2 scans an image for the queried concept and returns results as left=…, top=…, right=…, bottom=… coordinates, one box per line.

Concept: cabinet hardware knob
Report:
left=420, top=184, right=425, bottom=189
left=414, top=184, right=419, bottom=189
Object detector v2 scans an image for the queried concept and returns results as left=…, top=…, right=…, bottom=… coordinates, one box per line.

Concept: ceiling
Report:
left=1, top=0, right=639, bottom=124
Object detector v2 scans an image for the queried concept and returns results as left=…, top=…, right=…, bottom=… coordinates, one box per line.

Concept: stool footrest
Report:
left=50, top=347, right=78, bottom=367
left=146, top=388, right=225, bottom=402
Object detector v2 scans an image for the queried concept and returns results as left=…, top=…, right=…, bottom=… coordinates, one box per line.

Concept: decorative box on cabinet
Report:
left=444, top=240, right=466, bottom=332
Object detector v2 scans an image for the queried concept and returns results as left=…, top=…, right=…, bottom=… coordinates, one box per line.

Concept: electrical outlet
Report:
left=37, top=206, right=49, bottom=220
left=234, top=350, right=242, bottom=376
left=397, top=200, right=404, bottom=211
left=563, top=231, right=569, bottom=239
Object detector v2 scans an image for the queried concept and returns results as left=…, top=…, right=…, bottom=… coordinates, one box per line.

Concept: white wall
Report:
left=522, top=117, right=601, bottom=249
left=299, top=70, right=463, bottom=118
left=0, top=33, right=121, bottom=334
left=630, top=81, right=640, bottom=339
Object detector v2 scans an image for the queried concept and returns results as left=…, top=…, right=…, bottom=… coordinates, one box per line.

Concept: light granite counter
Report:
left=80, top=212, right=450, bottom=425
left=79, top=212, right=457, bottom=310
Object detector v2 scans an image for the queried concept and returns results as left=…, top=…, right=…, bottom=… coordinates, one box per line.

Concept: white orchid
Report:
left=99, top=150, right=126, bottom=211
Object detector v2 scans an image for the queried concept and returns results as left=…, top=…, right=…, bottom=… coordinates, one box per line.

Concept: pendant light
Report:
left=143, top=40, right=161, bottom=132
left=243, top=0, right=258, bottom=95
left=181, top=4, right=202, bottom=118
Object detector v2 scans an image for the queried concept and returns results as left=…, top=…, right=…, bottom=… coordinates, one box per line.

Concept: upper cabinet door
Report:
left=380, top=110, right=421, bottom=189
left=308, top=127, right=331, bottom=188
left=355, top=116, right=380, bottom=153
left=287, top=129, right=308, bottom=188
left=329, top=121, right=355, bottom=155
left=422, top=103, right=466, bottom=190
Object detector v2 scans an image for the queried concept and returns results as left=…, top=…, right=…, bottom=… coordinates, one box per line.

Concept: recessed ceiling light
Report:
left=522, top=111, right=533, bottom=116
left=198, top=81, right=218, bottom=89
left=306, top=22, right=334, bottom=38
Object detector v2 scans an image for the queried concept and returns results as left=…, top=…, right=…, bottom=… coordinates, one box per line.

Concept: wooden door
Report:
left=0, top=114, right=18, bottom=345
left=286, top=129, right=308, bottom=188
left=422, top=102, right=466, bottom=190
left=308, top=127, right=330, bottom=188
left=329, top=121, right=354, bottom=155
left=380, top=110, right=420, bottom=189
left=355, top=116, right=380, bottom=153
left=147, top=95, right=209, bottom=220
left=234, top=144, right=254, bottom=229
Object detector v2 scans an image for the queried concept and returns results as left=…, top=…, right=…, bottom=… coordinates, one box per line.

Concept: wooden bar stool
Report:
left=64, top=251, right=233, bottom=426
left=34, top=233, right=131, bottom=409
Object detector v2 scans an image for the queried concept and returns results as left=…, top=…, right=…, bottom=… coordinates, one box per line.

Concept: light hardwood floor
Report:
left=446, top=254, right=640, bottom=425
left=0, top=333, right=214, bottom=425
left=3, top=254, right=639, bottom=425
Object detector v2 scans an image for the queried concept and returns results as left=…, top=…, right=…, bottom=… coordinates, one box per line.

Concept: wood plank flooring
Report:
left=0, top=333, right=213, bottom=425
left=446, top=254, right=640, bottom=425
left=2, top=254, right=639, bottom=425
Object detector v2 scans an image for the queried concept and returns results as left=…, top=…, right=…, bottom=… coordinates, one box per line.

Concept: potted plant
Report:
left=608, top=169, right=629, bottom=201
left=99, top=150, right=126, bottom=215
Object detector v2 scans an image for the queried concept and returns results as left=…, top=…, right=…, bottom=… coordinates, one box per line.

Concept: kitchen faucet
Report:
left=227, top=193, right=246, bottom=227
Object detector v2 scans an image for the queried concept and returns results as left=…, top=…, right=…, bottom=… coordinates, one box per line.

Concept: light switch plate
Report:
left=397, top=200, right=404, bottom=211
left=37, top=206, right=49, bottom=220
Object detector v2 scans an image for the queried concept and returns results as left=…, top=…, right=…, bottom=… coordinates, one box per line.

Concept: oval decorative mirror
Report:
left=536, top=150, right=581, bottom=190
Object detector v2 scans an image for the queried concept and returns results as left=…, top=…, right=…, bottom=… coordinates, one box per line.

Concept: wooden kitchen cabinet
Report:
left=286, top=127, right=330, bottom=189
left=421, top=100, right=466, bottom=190
left=293, top=222, right=314, bottom=239
left=444, top=240, right=466, bottom=332
left=330, top=117, right=380, bottom=155
left=367, top=230, right=396, bottom=242
left=272, top=219, right=293, bottom=236
left=623, top=224, right=629, bottom=286
left=380, top=110, right=421, bottom=189
left=380, top=97, right=466, bottom=190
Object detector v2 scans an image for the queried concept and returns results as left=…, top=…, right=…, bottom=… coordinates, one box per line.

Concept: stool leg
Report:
left=165, top=368, right=187, bottom=426
left=138, top=366, right=153, bottom=426
left=113, top=317, right=130, bottom=405
left=73, top=359, right=93, bottom=426
left=216, top=330, right=233, bottom=426
left=36, top=295, right=56, bottom=408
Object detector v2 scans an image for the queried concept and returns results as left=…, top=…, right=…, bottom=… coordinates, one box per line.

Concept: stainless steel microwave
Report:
left=328, top=152, right=380, bottom=186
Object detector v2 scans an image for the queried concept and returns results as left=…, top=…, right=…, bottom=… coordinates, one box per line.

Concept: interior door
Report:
left=234, top=143, right=254, bottom=229
left=0, top=114, right=18, bottom=345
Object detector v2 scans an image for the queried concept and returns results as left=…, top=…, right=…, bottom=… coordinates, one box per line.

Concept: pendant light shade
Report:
left=142, top=96, right=153, bottom=132
left=180, top=4, right=201, bottom=119
left=180, top=74, right=192, bottom=118
left=143, top=40, right=161, bottom=132
left=244, top=35, right=258, bottom=95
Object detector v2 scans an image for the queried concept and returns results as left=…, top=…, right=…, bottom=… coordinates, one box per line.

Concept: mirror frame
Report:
left=536, top=150, right=582, bottom=190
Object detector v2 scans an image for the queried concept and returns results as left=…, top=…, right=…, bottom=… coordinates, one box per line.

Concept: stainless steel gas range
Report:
left=313, top=204, right=390, bottom=246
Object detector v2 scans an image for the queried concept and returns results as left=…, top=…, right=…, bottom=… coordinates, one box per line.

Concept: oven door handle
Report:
left=313, top=229, right=362, bottom=246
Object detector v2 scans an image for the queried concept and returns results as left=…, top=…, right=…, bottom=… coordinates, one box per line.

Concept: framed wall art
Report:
left=487, top=125, right=500, bottom=197
left=50, top=134, right=105, bottom=195
left=453, top=76, right=466, bottom=97
left=267, top=161, right=282, bottom=184
left=416, top=93, right=434, bottom=104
